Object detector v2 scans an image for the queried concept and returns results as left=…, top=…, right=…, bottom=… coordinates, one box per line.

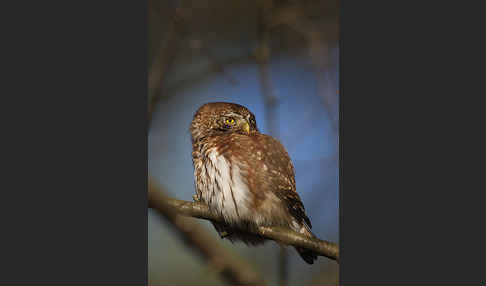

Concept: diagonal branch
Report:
left=148, top=179, right=267, bottom=286
left=148, top=7, right=240, bottom=126
left=148, top=6, right=180, bottom=124
left=155, top=193, right=340, bottom=262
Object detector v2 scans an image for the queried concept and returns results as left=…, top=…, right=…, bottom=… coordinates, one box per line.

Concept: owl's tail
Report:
left=294, top=226, right=319, bottom=264
left=295, top=246, right=318, bottom=264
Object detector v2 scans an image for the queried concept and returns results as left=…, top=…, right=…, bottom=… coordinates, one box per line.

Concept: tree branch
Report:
left=158, top=195, right=340, bottom=262
left=148, top=179, right=267, bottom=286
left=148, top=6, right=240, bottom=125
left=265, top=2, right=340, bottom=135
left=148, top=6, right=181, bottom=125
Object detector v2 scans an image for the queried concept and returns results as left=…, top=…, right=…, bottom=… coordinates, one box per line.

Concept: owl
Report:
left=190, top=102, right=318, bottom=264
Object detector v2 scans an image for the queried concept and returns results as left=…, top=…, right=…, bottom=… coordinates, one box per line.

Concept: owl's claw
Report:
left=219, top=231, right=230, bottom=238
left=192, top=195, right=200, bottom=202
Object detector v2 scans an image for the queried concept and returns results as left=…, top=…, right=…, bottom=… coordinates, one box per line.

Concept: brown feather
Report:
left=190, top=102, right=317, bottom=263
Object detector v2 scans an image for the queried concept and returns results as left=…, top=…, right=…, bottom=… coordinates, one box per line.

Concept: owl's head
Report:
left=190, top=102, right=259, bottom=143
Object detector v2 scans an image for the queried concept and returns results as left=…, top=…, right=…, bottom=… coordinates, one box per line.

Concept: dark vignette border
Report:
left=338, top=0, right=464, bottom=284
left=7, top=0, right=467, bottom=284
left=11, top=1, right=149, bottom=285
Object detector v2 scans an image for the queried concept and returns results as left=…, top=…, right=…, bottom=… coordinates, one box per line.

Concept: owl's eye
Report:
left=225, top=118, right=236, bottom=125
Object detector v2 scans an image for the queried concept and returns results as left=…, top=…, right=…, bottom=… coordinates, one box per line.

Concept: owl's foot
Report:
left=192, top=195, right=200, bottom=202
left=219, top=231, right=230, bottom=239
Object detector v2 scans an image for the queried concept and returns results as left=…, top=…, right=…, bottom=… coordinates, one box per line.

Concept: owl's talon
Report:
left=219, top=231, right=230, bottom=238
left=192, top=195, right=200, bottom=202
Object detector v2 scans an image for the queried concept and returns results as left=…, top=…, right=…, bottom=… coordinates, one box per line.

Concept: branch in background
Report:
left=265, top=2, right=339, bottom=135
left=256, top=1, right=291, bottom=282
left=256, top=0, right=278, bottom=136
left=148, top=6, right=240, bottom=125
left=314, top=61, right=339, bottom=137
left=158, top=194, right=340, bottom=262
left=278, top=247, right=288, bottom=286
left=148, top=179, right=267, bottom=286
left=148, top=6, right=181, bottom=124
left=195, top=42, right=240, bottom=87
left=165, top=54, right=256, bottom=94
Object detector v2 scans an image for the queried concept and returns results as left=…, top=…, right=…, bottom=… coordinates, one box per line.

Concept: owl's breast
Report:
left=194, top=148, right=256, bottom=226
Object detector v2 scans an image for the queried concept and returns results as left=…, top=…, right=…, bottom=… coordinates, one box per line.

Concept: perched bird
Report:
left=190, top=102, right=318, bottom=264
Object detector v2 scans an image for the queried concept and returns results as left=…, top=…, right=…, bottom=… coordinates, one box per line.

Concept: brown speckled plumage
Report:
left=190, top=102, right=318, bottom=264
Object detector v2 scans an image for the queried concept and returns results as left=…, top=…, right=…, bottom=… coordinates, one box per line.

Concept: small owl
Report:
left=190, top=102, right=318, bottom=264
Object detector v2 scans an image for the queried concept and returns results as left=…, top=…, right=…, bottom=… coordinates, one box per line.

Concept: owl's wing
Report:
left=215, top=133, right=313, bottom=229
left=278, top=189, right=313, bottom=229
left=248, top=134, right=313, bottom=230
left=214, top=132, right=317, bottom=264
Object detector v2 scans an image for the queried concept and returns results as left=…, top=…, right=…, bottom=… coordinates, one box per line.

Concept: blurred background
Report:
left=148, top=0, right=339, bottom=285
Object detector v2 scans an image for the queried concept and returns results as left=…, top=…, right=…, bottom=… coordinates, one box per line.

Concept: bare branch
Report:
left=148, top=179, right=267, bottom=286
left=165, top=54, right=255, bottom=94
left=256, top=0, right=278, bottom=136
left=265, top=2, right=340, bottom=135
left=148, top=7, right=180, bottom=124
left=158, top=194, right=340, bottom=262
left=148, top=7, right=240, bottom=125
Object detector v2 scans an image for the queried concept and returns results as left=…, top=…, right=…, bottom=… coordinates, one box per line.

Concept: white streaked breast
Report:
left=197, top=148, right=252, bottom=225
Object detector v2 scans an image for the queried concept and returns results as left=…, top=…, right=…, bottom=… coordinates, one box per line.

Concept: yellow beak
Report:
left=242, top=121, right=250, bottom=134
